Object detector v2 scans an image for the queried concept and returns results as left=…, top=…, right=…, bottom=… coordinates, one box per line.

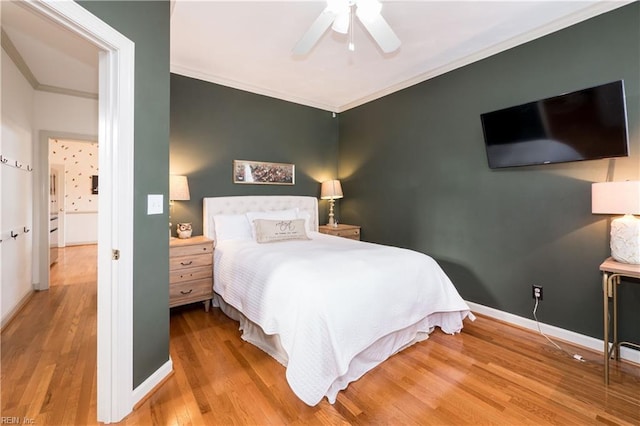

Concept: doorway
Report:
left=38, top=136, right=99, bottom=291
left=50, top=138, right=99, bottom=248
left=20, top=1, right=136, bottom=422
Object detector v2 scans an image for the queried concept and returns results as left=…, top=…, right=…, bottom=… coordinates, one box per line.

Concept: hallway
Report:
left=1, top=245, right=98, bottom=424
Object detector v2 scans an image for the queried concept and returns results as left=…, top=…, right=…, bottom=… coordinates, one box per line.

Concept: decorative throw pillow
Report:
left=246, top=208, right=299, bottom=239
left=253, top=218, right=310, bottom=243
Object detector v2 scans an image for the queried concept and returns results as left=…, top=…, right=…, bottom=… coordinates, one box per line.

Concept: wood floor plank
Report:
left=2, top=244, right=639, bottom=425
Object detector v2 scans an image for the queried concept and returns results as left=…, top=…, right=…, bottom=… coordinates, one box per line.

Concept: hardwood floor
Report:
left=1, top=244, right=97, bottom=425
left=2, top=244, right=639, bottom=425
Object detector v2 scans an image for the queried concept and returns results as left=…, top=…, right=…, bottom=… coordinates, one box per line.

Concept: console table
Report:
left=600, top=257, right=640, bottom=384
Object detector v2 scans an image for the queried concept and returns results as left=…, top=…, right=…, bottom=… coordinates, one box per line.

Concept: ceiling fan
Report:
left=293, top=0, right=401, bottom=55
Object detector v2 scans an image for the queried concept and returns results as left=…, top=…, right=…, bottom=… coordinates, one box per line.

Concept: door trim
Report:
left=26, top=1, right=135, bottom=422
left=49, top=163, right=65, bottom=248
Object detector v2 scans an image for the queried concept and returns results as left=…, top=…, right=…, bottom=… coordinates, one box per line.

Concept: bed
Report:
left=203, top=195, right=474, bottom=406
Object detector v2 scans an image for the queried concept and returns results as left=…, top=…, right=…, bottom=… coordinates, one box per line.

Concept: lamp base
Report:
left=327, top=199, right=337, bottom=227
left=610, top=214, right=640, bottom=264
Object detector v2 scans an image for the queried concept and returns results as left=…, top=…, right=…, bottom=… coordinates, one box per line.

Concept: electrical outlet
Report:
left=532, top=285, right=543, bottom=301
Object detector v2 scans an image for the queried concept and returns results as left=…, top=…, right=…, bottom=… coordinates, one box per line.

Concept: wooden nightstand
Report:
left=169, top=235, right=214, bottom=311
left=318, top=224, right=361, bottom=240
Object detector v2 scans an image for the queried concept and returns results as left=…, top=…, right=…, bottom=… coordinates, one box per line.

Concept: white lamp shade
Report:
left=592, top=181, right=640, bottom=214
left=321, top=180, right=344, bottom=200
left=170, top=175, right=190, bottom=201
left=592, top=181, right=640, bottom=264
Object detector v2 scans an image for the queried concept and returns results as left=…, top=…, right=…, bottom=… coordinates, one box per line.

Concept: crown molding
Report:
left=2, top=29, right=98, bottom=100
left=36, top=83, right=98, bottom=100
left=2, top=28, right=39, bottom=88
left=170, top=63, right=339, bottom=113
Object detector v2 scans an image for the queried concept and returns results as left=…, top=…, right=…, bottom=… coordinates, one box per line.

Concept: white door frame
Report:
left=26, top=0, right=135, bottom=422
left=50, top=163, right=65, bottom=248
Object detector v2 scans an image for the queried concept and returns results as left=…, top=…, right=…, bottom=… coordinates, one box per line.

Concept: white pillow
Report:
left=246, top=208, right=298, bottom=239
left=213, top=214, right=252, bottom=242
left=296, top=210, right=313, bottom=233
left=253, top=218, right=310, bottom=243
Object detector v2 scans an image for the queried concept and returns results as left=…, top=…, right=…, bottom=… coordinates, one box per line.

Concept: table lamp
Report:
left=592, top=181, right=640, bottom=264
left=321, top=179, right=343, bottom=227
left=170, top=175, right=190, bottom=238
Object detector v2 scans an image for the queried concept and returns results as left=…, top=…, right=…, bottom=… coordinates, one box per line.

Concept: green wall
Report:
left=79, top=1, right=170, bottom=388
left=170, top=74, right=339, bottom=236
left=338, top=3, right=640, bottom=342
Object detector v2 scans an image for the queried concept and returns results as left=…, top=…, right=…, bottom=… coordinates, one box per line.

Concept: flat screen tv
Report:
left=480, top=80, right=629, bottom=169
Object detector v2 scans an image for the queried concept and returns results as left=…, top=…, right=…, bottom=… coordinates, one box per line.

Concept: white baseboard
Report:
left=466, top=301, right=640, bottom=365
left=65, top=241, right=98, bottom=247
left=131, top=357, right=173, bottom=408
left=1, top=289, right=35, bottom=330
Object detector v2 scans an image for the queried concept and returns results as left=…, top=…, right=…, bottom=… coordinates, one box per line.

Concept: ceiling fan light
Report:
left=332, top=11, right=350, bottom=34
left=356, top=0, right=382, bottom=21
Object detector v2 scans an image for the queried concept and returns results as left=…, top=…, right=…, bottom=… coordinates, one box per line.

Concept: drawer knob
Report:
left=180, top=289, right=193, bottom=295
left=180, top=260, right=193, bottom=266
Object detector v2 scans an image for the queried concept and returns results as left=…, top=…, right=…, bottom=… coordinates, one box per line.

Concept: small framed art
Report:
left=233, top=160, right=295, bottom=185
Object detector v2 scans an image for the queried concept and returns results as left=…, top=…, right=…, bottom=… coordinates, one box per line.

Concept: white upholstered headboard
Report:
left=203, top=195, right=319, bottom=241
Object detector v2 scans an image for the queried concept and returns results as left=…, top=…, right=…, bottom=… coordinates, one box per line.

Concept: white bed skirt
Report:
left=213, top=292, right=437, bottom=404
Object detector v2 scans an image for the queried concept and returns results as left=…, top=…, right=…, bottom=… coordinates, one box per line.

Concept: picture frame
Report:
left=233, top=160, right=295, bottom=185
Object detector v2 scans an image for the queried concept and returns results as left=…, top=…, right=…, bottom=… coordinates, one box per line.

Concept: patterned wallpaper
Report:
left=49, top=139, right=99, bottom=212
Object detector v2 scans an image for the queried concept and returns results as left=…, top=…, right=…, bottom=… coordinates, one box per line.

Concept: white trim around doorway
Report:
left=23, top=0, right=147, bottom=423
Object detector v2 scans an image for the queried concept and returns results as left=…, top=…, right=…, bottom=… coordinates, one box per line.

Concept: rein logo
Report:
left=0, top=418, right=35, bottom=424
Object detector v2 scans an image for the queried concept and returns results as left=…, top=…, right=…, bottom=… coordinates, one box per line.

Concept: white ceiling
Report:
left=1, top=1, right=99, bottom=96
left=2, top=1, right=632, bottom=112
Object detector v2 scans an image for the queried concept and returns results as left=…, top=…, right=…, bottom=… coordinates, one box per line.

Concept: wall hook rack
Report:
left=0, top=154, right=33, bottom=172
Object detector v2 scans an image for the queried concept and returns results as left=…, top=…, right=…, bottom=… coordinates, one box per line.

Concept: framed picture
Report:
left=233, top=160, right=295, bottom=185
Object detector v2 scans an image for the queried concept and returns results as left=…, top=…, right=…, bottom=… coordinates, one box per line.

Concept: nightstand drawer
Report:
left=170, top=242, right=213, bottom=258
left=170, top=265, right=212, bottom=284
left=169, top=278, right=213, bottom=307
left=170, top=253, right=212, bottom=271
left=332, top=229, right=360, bottom=239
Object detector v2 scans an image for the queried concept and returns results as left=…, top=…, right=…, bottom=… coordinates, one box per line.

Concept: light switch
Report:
left=147, top=194, right=163, bottom=215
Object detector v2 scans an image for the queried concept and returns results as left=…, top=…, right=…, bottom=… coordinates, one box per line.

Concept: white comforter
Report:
left=214, top=232, right=472, bottom=405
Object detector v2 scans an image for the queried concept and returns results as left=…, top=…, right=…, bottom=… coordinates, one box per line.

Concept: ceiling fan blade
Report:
left=355, top=8, right=401, bottom=53
left=332, top=10, right=350, bottom=34
left=292, top=8, right=338, bottom=55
